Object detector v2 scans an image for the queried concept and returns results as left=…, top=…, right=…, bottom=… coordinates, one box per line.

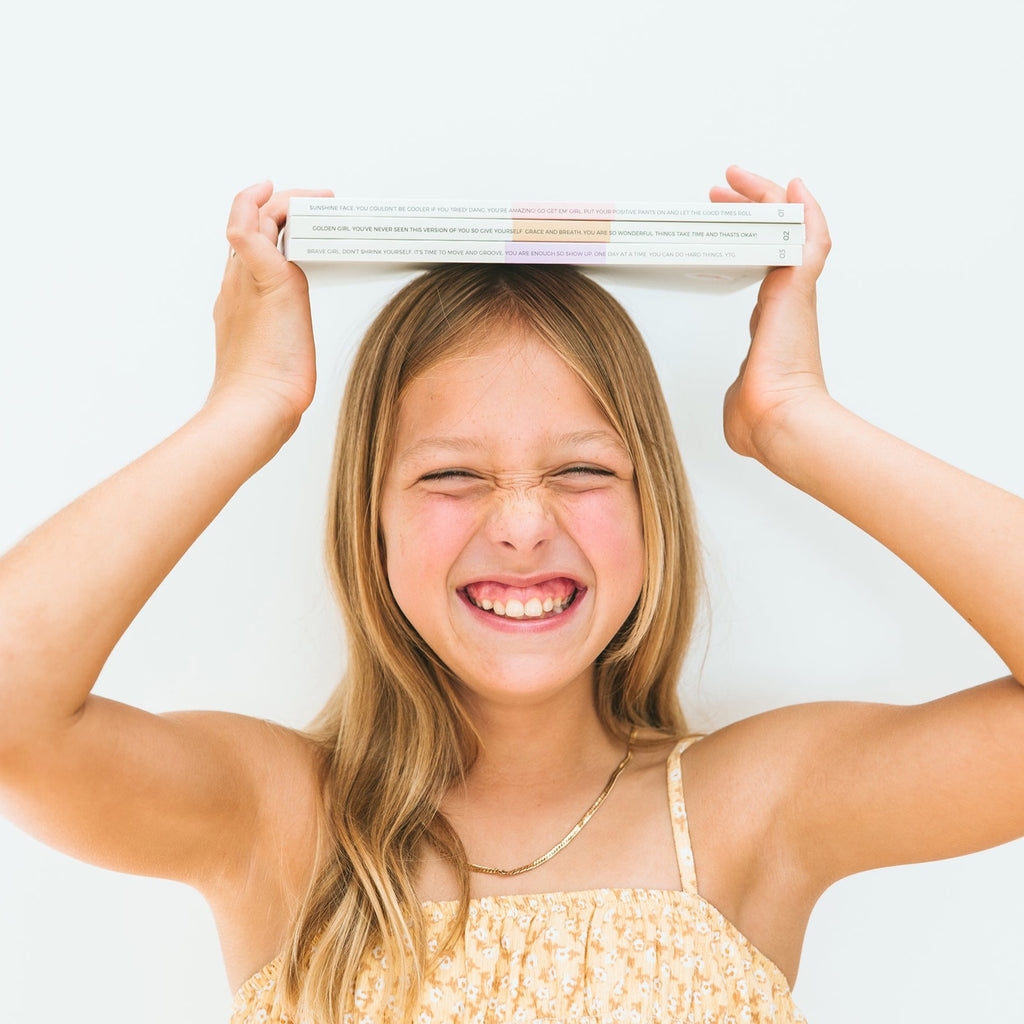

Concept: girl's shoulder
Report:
left=180, top=710, right=323, bottom=989
left=677, top=681, right=1024, bottom=978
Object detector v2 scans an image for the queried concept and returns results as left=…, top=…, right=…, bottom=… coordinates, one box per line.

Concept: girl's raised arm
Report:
left=0, top=183, right=327, bottom=890
left=694, top=167, right=1024, bottom=903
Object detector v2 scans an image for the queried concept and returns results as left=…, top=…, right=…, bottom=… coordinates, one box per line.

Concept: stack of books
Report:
left=283, top=198, right=804, bottom=268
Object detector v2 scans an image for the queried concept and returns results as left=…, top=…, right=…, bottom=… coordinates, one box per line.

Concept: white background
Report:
left=1, top=1, right=1022, bottom=1021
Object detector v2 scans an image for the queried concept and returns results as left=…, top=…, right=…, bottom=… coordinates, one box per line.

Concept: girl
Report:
left=1, top=167, right=1023, bottom=1024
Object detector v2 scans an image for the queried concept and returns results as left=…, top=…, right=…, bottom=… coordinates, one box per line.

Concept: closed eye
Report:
left=420, top=469, right=477, bottom=481
left=558, top=466, right=616, bottom=477
left=550, top=466, right=622, bottom=492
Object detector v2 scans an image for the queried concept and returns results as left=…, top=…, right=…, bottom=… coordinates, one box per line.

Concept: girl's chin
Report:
left=445, top=654, right=597, bottom=709
left=454, top=675, right=596, bottom=711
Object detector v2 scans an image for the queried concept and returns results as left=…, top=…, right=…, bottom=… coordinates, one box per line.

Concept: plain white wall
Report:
left=2, top=1, right=1023, bottom=1021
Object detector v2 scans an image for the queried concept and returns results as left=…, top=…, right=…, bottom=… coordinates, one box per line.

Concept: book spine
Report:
left=287, top=198, right=804, bottom=224
left=284, top=238, right=802, bottom=267
left=284, top=216, right=805, bottom=245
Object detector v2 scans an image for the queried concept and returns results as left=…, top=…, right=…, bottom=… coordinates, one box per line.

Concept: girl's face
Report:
left=380, top=325, right=645, bottom=711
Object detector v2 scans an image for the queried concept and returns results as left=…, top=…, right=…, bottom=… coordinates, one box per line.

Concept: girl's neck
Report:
left=461, top=692, right=622, bottom=793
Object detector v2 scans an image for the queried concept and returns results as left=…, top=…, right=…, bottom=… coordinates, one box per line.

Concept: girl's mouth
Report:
left=461, top=577, right=581, bottom=620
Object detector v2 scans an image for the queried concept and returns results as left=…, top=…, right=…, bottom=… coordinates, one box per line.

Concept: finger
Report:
left=723, top=165, right=787, bottom=204
left=786, top=177, right=831, bottom=280
left=709, top=185, right=749, bottom=204
left=258, top=187, right=334, bottom=245
left=262, top=188, right=334, bottom=226
left=225, top=181, right=284, bottom=279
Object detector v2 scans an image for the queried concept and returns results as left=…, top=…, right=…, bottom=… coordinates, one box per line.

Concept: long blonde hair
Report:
left=280, top=264, right=701, bottom=1020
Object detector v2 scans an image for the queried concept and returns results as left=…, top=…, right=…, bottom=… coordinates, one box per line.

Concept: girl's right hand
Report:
left=210, top=182, right=333, bottom=434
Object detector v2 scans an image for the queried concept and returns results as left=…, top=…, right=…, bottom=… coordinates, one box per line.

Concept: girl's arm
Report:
left=717, top=169, right=1024, bottom=683
left=0, top=183, right=326, bottom=888
left=697, top=168, right=1024, bottom=892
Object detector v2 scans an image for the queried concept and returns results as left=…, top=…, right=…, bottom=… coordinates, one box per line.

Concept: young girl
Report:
left=2, top=167, right=1023, bottom=1024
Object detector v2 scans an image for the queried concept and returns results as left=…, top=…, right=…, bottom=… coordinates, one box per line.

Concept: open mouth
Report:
left=462, top=577, right=581, bottom=620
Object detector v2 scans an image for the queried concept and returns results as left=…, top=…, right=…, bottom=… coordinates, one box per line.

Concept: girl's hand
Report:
left=709, top=167, right=832, bottom=465
left=210, top=182, right=333, bottom=434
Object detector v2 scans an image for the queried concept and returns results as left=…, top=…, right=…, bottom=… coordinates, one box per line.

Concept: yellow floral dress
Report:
left=231, top=738, right=806, bottom=1023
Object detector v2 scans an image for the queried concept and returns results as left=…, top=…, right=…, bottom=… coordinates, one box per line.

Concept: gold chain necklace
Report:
left=468, top=728, right=636, bottom=878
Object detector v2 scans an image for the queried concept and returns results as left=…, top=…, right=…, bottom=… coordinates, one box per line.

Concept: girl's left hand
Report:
left=697, top=168, right=1024, bottom=920
left=710, top=167, right=832, bottom=465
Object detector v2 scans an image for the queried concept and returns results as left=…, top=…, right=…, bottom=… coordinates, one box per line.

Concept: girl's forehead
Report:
left=400, top=330, right=601, bottom=422
left=390, top=329, right=629, bottom=465
left=410, top=323, right=554, bottom=380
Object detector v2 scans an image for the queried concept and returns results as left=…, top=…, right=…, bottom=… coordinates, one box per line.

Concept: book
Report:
left=287, top=197, right=804, bottom=224
left=283, top=196, right=805, bottom=269
left=284, top=216, right=806, bottom=246
left=284, top=238, right=803, bottom=267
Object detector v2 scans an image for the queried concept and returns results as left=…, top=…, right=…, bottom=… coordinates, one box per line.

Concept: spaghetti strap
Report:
left=666, top=735, right=703, bottom=892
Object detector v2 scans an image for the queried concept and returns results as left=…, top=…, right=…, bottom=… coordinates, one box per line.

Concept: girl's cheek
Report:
left=559, top=491, right=645, bottom=577
left=396, top=498, right=480, bottom=566
left=423, top=503, right=478, bottom=551
left=560, top=489, right=643, bottom=538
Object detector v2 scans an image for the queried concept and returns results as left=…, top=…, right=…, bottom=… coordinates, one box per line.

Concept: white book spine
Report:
left=287, top=197, right=804, bottom=224
left=284, top=238, right=802, bottom=267
left=284, top=216, right=805, bottom=245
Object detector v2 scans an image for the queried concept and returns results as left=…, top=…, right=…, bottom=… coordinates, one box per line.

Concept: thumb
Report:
left=788, top=178, right=831, bottom=284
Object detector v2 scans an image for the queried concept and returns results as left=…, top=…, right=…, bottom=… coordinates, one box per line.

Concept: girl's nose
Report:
left=485, top=487, right=557, bottom=552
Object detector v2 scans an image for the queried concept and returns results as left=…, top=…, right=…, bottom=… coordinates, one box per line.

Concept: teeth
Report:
left=468, top=588, right=577, bottom=618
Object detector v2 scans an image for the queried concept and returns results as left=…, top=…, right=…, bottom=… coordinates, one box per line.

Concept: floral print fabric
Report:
left=230, top=740, right=806, bottom=1023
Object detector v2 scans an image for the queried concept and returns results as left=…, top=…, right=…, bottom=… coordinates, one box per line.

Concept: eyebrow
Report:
left=396, top=429, right=630, bottom=465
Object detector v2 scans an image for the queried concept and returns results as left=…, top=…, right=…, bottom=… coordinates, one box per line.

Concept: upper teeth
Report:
left=473, top=593, right=571, bottom=618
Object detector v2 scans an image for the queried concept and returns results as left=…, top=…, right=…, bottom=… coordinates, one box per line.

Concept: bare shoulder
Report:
left=680, top=676, right=1024, bottom=898
left=665, top=681, right=1024, bottom=983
